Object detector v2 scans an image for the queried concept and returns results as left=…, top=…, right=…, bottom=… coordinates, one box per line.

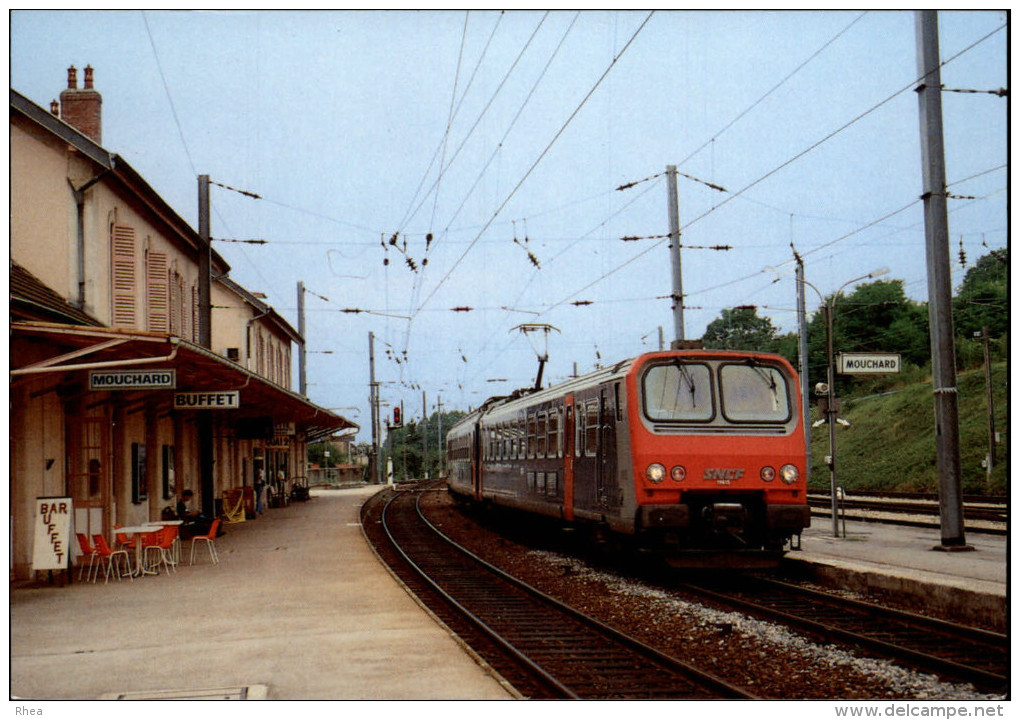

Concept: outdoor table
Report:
left=116, top=525, right=164, bottom=577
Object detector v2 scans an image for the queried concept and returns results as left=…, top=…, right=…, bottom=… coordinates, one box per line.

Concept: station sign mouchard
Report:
left=837, top=353, right=901, bottom=375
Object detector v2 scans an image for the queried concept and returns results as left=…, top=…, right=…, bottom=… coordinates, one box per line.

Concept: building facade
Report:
left=9, top=68, right=356, bottom=581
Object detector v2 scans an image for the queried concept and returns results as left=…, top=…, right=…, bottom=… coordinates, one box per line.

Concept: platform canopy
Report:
left=11, top=321, right=357, bottom=441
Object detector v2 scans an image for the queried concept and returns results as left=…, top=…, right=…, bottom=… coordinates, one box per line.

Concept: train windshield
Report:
left=718, top=363, right=792, bottom=423
left=642, top=362, right=714, bottom=422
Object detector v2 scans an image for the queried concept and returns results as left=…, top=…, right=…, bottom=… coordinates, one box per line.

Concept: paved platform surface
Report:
left=11, top=488, right=1008, bottom=704
left=786, top=516, right=1008, bottom=630
left=10, top=485, right=515, bottom=701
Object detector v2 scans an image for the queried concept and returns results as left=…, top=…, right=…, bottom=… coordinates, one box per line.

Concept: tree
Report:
left=701, top=306, right=779, bottom=352
left=953, top=249, right=1008, bottom=339
left=386, top=409, right=466, bottom=481
left=806, top=279, right=929, bottom=376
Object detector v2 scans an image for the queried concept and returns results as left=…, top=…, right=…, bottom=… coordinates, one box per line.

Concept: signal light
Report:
left=393, top=406, right=402, bottom=427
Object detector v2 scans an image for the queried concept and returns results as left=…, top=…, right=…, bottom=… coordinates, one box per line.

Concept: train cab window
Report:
left=719, top=363, right=792, bottom=423
left=642, top=362, right=714, bottom=422
left=547, top=408, right=560, bottom=458
left=536, top=412, right=548, bottom=457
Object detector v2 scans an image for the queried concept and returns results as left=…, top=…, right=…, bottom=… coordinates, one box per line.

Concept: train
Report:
left=445, top=349, right=810, bottom=568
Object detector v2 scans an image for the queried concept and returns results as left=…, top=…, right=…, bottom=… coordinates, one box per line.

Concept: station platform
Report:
left=11, top=488, right=1007, bottom=702
left=785, top=515, right=1008, bottom=631
left=10, top=485, right=516, bottom=701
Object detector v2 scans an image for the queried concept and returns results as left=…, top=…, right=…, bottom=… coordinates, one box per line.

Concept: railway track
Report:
left=361, top=483, right=756, bottom=700
left=807, top=494, right=1007, bottom=533
left=678, top=576, right=1009, bottom=695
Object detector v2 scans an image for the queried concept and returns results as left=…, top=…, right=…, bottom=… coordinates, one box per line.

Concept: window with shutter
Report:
left=191, top=286, right=199, bottom=342
left=111, top=225, right=137, bottom=328
left=169, top=270, right=182, bottom=336
left=146, top=250, right=169, bottom=333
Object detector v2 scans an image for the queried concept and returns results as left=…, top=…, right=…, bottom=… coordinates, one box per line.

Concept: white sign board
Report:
left=33, top=497, right=72, bottom=571
left=173, top=391, right=240, bottom=409
left=837, top=353, right=901, bottom=374
left=90, top=369, right=176, bottom=390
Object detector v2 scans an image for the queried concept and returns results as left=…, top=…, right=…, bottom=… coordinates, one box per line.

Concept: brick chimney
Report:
left=58, top=65, right=102, bottom=144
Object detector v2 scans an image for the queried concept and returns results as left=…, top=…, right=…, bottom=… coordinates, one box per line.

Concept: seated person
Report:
left=176, top=489, right=212, bottom=539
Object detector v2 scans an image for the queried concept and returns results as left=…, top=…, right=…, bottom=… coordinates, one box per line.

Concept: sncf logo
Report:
left=703, top=468, right=745, bottom=483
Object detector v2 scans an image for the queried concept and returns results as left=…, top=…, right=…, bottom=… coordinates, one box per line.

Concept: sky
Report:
left=9, top=10, right=1008, bottom=442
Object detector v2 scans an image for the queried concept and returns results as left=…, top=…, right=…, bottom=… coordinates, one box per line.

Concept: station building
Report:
left=9, top=67, right=357, bottom=581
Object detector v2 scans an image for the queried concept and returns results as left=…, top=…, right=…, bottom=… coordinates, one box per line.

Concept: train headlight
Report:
left=670, top=465, right=686, bottom=482
left=780, top=464, right=799, bottom=484
left=646, top=463, right=666, bottom=483
left=760, top=466, right=776, bottom=482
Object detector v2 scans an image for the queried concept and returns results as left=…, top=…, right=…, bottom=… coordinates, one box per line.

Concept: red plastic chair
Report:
left=143, top=525, right=178, bottom=576
left=92, top=534, right=133, bottom=583
left=114, top=525, right=137, bottom=551
left=189, top=519, right=221, bottom=566
left=75, top=533, right=99, bottom=582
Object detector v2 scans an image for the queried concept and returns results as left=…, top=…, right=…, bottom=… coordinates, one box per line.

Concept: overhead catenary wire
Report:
left=535, top=23, right=1006, bottom=319
left=677, top=11, right=869, bottom=170
left=414, top=11, right=655, bottom=320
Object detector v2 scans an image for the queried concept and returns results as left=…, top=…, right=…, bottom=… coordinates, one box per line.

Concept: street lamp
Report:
left=801, top=267, right=889, bottom=538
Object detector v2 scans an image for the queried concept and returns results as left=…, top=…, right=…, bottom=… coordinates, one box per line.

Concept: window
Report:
left=169, top=268, right=184, bottom=336
left=162, top=445, right=176, bottom=500
left=575, top=407, right=583, bottom=458
left=526, top=414, right=537, bottom=458
left=510, top=419, right=520, bottom=459
left=145, top=248, right=169, bottom=333
left=584, top=401, right=599, bottom=457
left=131, top=443, right=147, bottom=504
left=642, top=362, right=714, bottom=422
left=536, top=413, right=547, bottom=457
left=111, top=225, right=137, bottom=328
left=719, top=363, right=792, bottom=423
left=547, top=408, right=560, bottom=458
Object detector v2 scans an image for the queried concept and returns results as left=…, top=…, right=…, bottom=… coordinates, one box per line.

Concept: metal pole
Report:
left=196, top=174, right=214, bottom=516
left=436, top=396, right=444, bottom=478
left=197, top=175, right=211, bottom=349
left=915, top=10, right=968, bottom=550
left=666, top=165, right=684, bottom=344
left=369, top=331, right=381, bottom=485
left=422, top=390, right=428, bottom=480
left=795, top=257, right=811, bottom=485
left=981, top=327, right=995, bottom=482
left=824, top=302, right=839, bottom=538
left=298, top=281, right=307, bottom=396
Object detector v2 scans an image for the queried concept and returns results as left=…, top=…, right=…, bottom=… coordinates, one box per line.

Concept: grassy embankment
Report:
left=807, top=362, right=1007, bottom=496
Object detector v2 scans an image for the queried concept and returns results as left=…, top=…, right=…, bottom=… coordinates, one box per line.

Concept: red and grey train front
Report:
left=626, top=352, right=811, bottom=566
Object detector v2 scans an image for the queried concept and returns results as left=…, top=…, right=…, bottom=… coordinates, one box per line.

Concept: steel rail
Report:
left=372, top=484, right=756, bottom=699
left=680, top=577, right=1007, bottom=694
left=379, top=488, right=578, bottom=699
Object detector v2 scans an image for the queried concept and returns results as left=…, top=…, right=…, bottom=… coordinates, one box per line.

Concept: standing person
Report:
left=276, top=469, right=287, bottom=503
left=254, top=468, right=265, bottom=515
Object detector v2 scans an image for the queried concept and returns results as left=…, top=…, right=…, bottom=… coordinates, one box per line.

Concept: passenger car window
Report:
left=547, top=408, right=560, bottom=458
left=584, top=401, right=599, bottom=456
